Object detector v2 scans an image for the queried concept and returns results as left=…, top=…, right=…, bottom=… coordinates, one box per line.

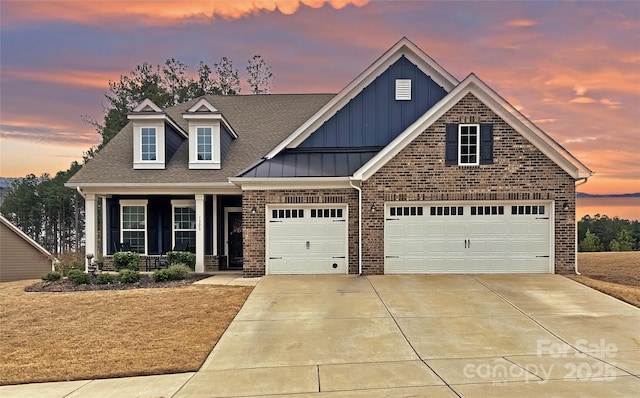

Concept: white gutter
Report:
left=573, top=177, right=590, bottom=275
left=349, top=178, right=363, bottom=275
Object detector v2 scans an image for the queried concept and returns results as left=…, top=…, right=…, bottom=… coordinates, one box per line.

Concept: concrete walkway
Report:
left=2, top=275, right=639, bottom=397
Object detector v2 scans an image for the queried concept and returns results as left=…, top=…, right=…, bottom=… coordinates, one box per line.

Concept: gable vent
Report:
left=395, top=79, right=411, bottom=100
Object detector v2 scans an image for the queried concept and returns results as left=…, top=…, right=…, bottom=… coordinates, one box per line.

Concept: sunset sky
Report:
left=0, top=0, right=638, bottom=195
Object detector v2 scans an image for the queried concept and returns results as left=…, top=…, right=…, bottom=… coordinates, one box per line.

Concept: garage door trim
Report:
left=384, top=201, right=555, bottom=274
left=265, top=204, right=349, bottom=275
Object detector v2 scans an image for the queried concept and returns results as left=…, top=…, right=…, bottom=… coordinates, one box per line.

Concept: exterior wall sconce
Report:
left=251, top=206, right=257, bottom=214
left=562, top=202, right=570, bottom=211
left=370, top=204, right=376, bottom=212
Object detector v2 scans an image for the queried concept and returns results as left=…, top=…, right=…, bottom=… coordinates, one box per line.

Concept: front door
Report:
left=226, top=209, right=243, bottom=269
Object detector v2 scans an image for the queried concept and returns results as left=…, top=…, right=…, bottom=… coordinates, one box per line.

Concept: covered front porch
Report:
left=83, top=190, right=244, bottom=273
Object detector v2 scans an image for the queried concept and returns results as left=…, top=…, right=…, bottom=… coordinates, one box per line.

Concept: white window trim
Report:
left=458, top=123, right=480, bottom=166
left=171, top=200, right=196, bottom=250
left=120, top=200, right=148, bottom=255
left=188, top=120, right=221, bottom=169
left=133, top=122, right=165, bottom=169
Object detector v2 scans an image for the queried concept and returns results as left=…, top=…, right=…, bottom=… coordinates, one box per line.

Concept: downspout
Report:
left=573, top=177, right=590, bottom=275
left=349, top=178, right=363, bottom=275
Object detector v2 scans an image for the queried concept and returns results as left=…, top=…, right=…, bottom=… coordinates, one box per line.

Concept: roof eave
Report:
left=228, top=176, right=353, bottom=190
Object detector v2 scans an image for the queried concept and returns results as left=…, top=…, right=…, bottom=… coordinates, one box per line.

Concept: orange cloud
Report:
left=506, top=19, right=537, bottom=27
left=4, top=69, right=118, bottom=89
left=569, top=97, right=596, bottom=104
left=3, top=1, right=370, bottom=26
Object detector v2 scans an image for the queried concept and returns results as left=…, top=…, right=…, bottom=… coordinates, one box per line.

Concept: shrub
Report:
left=113, top=251, right=140, bottom=271
left=168, top=263, right=191, bottom=280
left=68, top=269, right=91, bottom=285
left=152, top=264, right=191, bottom=282
left=96, top=273, right=114, bottom=285
left=166, top=251, right=195, bottom=270
left=119, top=269, right=140, bottom=284
left=152, top=269, right=172, bottom=282
left=41, top=271, right=61, bottom=281
left=55, top=259, right=84, bottom=277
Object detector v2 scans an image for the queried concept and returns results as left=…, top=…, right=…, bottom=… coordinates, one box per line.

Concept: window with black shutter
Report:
left=445, top=123, right=493, bottom=166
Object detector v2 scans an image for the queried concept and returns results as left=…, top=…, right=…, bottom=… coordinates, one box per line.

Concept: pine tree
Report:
left=579, top=229, right=603, bottom=252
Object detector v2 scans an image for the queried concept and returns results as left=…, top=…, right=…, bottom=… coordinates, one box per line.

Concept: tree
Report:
left=86, top=56, right=269, bottom=152
left=246, top=55, right=273, bottom=94
left=0, top=175, right=42, bottom=240
left=579, top=229, right=603, bottom=252
left=610, top=230, right=634, bottom=251
left=214, top=57, right=240, bottom=95
left=0, top=165, right=84, bottom=256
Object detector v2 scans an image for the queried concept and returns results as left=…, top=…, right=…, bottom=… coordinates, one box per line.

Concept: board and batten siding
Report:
left=298, top=55, right=448, bottom=149
left=0, top=219, right=53, bottom=282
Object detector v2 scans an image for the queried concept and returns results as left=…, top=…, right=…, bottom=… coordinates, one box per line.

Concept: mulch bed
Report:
left=24, top=274, right=212, bottom=292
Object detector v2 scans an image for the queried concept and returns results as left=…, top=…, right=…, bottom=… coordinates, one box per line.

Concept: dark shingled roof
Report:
left=68, top=94, right=335, bottom=185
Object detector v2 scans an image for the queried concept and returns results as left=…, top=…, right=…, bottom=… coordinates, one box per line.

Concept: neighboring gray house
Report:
left=0, top=215, right=53, bottom=282
left=67, top=38, right=592, bottom=276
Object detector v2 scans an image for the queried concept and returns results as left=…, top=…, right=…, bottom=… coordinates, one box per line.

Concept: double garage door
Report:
left=267, top=205, right=348, bottom=274
left=265, top=201, right=552, bottom=274
left=385, top=202, right=552, bottom=273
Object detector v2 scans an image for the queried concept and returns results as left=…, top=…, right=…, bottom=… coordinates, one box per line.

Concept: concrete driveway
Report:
left=3, top=274, right=638, bottom=397
left=176, top=274, right=639, bottom=397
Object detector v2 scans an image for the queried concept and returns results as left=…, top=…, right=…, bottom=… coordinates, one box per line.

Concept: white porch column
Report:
left=212, top=195, right=218, bottom=255
left=101, top=196, right=108, bottom=257
left=195, top=194, right=205, bottom=273
left=84, top=194, right=97, bottom=272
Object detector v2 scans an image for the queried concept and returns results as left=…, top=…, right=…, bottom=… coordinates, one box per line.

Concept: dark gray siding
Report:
left=299, top=56, right=447, bottom=149
left=165, top=123, right=184, bottom=161
left=241, top=150, right=379, bottom=177
left=220, top=124, right=234, bottom=162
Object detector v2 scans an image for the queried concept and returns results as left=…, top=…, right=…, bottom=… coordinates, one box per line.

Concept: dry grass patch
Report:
left=568, top=252, right=640, bottom=308
left=576, top=252, right=640, bottom=286
left=0, top=280, right=252, bottom=385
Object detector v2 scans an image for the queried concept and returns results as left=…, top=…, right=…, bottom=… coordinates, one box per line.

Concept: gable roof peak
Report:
left=186, top=98, right=218, bottom=113
left=132, top=98, right=163, bottom=113
left=264, top=37, right=460, bottom=159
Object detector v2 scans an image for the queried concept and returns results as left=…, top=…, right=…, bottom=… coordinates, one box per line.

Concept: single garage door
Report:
left=385, top=202, right=552, bottom=274
left=267, top=205, right=348, bottom=274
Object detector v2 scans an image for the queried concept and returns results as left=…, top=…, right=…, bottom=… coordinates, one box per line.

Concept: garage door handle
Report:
left=332, top=219, right=346, bottom=222
left=386, top=218, right=400, bottom=221
left=306, top=241, right=310, bottom=250
left=386, top=256, right=399, bottom=258
left=536, top=255, right=550, bottom=258
left=269, top=257, right=282, bottom=259
left=332, top=256, right=345, bottom=259
left=269, top=220, right=283, bottom=223
left=536, top=217, right=549, bottom=220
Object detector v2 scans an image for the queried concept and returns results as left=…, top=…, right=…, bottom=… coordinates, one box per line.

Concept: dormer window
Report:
left=183, top=98, right=238, bottom=170
left=197, top=127, right=213, bottom=161
left=141, top=127, right=157, bottom=161
left=128, top=99, right=177, bottom=170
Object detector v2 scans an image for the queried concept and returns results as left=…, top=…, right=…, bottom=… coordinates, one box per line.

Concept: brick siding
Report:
left=361, top=93, right=576, bottom=274
left=242, top=189, right=359, bottom=277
